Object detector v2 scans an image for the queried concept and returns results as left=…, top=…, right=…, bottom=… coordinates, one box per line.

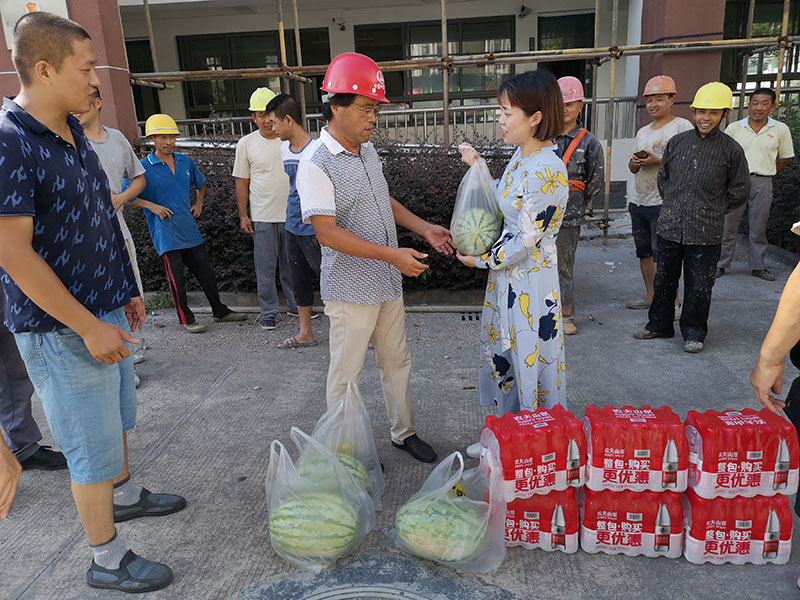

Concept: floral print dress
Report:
left=474, top=144, right=569, bottom=413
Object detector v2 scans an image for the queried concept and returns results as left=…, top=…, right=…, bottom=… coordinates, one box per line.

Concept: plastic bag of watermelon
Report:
left=301, top=381, right=385, bottom=511
left=394, top=448, right=507, bottom=572
left=450, top=157, right=503, bottom=256
left=266, top=428, right=376, bottom=573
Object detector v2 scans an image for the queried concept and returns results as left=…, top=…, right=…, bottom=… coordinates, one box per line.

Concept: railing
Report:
left=137, top=97, right=638, bottom=146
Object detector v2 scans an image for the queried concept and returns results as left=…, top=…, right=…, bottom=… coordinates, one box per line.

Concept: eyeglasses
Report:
left=351, top=102, right=381, bottom=117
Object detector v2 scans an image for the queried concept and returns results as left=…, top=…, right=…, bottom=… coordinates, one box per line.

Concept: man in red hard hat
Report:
left=297, top=52, right=454, bottom=463
left=555, top=76, right=605, bottom=336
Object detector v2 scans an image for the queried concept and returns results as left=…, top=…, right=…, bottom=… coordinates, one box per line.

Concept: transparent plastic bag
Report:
left=450, top=157, right=502, bottom=256
left=266, top=427, right=376, bottom=573
left=394, top=448, right=507, bottom=572
left=302, top=381, right=385, bottom=511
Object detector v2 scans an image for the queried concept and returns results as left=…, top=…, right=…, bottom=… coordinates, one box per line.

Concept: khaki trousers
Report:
left=324, top=296, right=415, bottom=444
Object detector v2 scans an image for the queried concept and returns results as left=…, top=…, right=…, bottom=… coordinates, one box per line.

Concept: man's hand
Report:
left=191, top=202, right=203, bottom=218
left=456, top=251, right=477, bottom=268
left=628, top=156, right=642, bottom=174
left=147, top=202, right=173, bottom=220
left=392, top=248, right=429, bottom=277
left=0, top=438, right=21, bottom=519
left=639, top=152, right=661, bottom=167
left=124, top=296, right=146, bottom=332
left=423, top=224, right=455, bottom=255
left=750, top=356, right=786, bottom=413
left=81, top=319, right=139, bottom=365
left=239, top=215, right=254, bottom=235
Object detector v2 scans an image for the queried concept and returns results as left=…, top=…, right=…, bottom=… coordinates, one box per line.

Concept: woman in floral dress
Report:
left=457, top=71, right=569, bottom=455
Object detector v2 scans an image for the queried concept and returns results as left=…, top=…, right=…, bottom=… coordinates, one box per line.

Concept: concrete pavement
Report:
left=1, top=226, right=799, bottom=600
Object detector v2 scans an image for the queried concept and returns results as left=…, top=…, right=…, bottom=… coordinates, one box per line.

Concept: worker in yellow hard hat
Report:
left=633, top=81, right=750, bottom=354
left=626, top=75, right=692, bottom=312
left=135, top=112, right=246, bottom=332
left=232, top=87, right=297, bottom=330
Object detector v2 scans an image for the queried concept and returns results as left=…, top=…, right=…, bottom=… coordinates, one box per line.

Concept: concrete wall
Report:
left=118, top=0, right=631, bottom=121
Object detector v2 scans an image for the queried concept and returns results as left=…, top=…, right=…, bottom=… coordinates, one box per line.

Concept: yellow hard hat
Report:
left=690, top=82, right=733, bottom=110
left=145, top=114, right=179, bottom=136
left=248, top=87, right=276, bottom=112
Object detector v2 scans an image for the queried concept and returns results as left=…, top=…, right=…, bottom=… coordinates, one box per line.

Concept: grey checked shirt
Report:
left=297, top=128, right=402, bottom=304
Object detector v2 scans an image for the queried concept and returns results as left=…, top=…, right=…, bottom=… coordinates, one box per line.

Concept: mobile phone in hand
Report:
left=634, top=150, right=649, bottom=159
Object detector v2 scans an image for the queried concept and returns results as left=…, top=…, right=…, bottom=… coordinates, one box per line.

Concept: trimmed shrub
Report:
left=129, top=138, right=513, bottom=293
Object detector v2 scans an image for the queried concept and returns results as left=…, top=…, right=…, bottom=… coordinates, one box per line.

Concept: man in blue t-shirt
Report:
left=136, top=113, right=245, bottom=333
left=0, top=12, right=182, bottom=593
left=267, top=93, right=322, bottom=349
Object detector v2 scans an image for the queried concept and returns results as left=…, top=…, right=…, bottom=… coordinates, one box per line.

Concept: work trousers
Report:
left=254, top=222, right=296, bottom=319
left=646, top=236, right=721, bottom=343
left=718, top=175, right=773, bottom=271
left=0, top=317, right=40, bottom=461
left=162, top=243, right=231, bottom=325
left=324, top=297, right=415, bottom=444
left=556, top=225, right=581, bottom=320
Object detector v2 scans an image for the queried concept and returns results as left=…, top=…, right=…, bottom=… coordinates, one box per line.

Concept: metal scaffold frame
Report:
left=131, top=0, right=797, bottom=243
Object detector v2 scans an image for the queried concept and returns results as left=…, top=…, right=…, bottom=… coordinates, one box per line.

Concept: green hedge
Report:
left=127, top=140, right=512, bottom=293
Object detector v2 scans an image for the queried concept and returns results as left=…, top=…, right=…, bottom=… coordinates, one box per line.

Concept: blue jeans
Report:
left=253, top=222, right=296, bottom=319
left=13, top=307, right=136, bottom=484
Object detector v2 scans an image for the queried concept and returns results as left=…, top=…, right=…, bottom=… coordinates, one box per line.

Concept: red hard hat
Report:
left=558, top=76, right=585, bottom=103
left=643, top=75, right=677, bottom=96
left=321, top=52, right=389, bottom=103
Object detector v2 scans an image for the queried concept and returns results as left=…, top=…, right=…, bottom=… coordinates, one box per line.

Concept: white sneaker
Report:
left=466, top=442, right=483, bottom=459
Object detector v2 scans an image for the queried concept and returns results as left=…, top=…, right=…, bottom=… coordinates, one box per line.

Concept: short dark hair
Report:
left=321, top=93, right=356, bottom=121
left=750, top=87, right=776, bottom=103
left=497, top=70, right=564, bottom=141
left=12, top=12, right=91, bottom=87
left=266, top=93, right=302, bottom=125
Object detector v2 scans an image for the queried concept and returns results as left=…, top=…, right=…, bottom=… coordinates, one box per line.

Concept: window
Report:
left=176, top=29, right=330, bottom=118
left=537, top=13, right=595, bottom=89
left=354, top=16, right=514, bottom=106
left=125, top=39, right=161, bottom=122
left=722, top=0, right=800, bottom=97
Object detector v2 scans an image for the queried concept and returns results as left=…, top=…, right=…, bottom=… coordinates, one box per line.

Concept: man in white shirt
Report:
left=717, top=87, right=794, bottom=281
left=626, top=76, right=693, bottom=310
left=297, top=53, right=453, bottom=463
left=233, top=88, right=296, bottom=329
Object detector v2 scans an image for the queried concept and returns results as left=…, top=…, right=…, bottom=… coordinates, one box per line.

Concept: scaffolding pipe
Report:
left=602, top=0, right=620, bottom=247
left=142, top=0, right=159, bottom=73
left=128, top=36, right=798, bottom=83
left=591, top=0, right=601, bottom=135
left=441, top=0, right=450, bottom=146
left=276, top=1, right=289, bottom=94
left=738, top=0, right=756, bottom=119
left=776, top=0, right=791, bottom=101
left=291, top=0, right=307, bottom=124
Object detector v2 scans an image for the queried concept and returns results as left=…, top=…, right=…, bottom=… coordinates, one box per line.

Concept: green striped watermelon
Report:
left=451, top=208, right=502, bottom=256
left=396, top=495, right=487, bottom=562
left=296, top=452, right=370, bottom=492
left=269, top=492, right=359, bottom=559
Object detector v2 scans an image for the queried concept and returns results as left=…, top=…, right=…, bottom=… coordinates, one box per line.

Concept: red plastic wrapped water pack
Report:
left=683, top=488, right=792, bottom=565
left=685, top=408, right=799, bottom=499
left=580, top=488, right=683, bottom=558
left=504, top=488, right=579, bottom=553
left=482, top=406, right=587, bottom=501
left=583, top=406, right=689, bottom=492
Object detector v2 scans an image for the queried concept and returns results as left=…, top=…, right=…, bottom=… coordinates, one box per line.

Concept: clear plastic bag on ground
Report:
left=450, top=157, right=502, bottom=256
left=394, top=449, right=507, bottom=572
left=301, top=381, right=385, bottom=510
left=266, top=427, right=376, bottom=573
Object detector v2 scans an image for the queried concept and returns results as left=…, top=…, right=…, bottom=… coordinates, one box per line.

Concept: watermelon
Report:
left=269, top=492, right=359, bottom=559
left=396, top=495, right=487, bottom=562
left=296, top=452, right=370, bottom=492
left=451, top=208, right=502, bottom=256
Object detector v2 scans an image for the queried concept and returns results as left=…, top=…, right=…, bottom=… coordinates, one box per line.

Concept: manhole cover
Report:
left=237, top=553, right=517, bottom=600
left=301, top=586, right=434, bottom=599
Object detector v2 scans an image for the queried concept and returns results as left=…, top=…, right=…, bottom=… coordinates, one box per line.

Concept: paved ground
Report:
left=2, top=223, right=800, bottom=600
